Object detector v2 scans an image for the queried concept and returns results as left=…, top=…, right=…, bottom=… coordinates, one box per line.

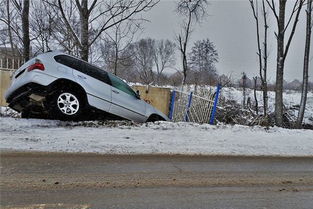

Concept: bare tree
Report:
left=47, top=0, right=159, bottom=61
left=249, top=0, right=269, bottom=117
left=21, top=0, right=30, bottom=61
left=0, top=0, right=31, bottom=61
left=153, top=39, right=176, bottom=85
left=4, top=0, right=15, bottom=54
left=296, top=0, right=312, bottom=128
left=103, top=15, right=141, bottom=76
left=30, top=0, right=57, bottom=55
left=241, top=72, right=248, bottom=108
left=101, top=42, right=139, bottom=82
left=218, top=74, right=234, bottom=88
left=176, top=0, right=208, bottom=84
left=131, top=38, right=156, bottom=84
left=47, top=0, right=81, bottom=56
left=167, top=71, right=181, bottom=86
left=266, top=0, right=305, bottom=126
left=253, top=76, right=259, bottom=115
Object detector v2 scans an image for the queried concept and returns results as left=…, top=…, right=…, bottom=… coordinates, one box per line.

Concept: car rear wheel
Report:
left=49, top=89, right=84, bottom=121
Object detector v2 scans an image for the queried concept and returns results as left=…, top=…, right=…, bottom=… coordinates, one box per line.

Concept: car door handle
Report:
left=112, top=89, right=119, bottom=94
left=77, top=75, right=86, bottom=79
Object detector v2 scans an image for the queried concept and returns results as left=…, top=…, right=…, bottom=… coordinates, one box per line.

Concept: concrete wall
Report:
left=0, top=70, right=12, bottom=106
left=132, top=85, right=171, bottom=116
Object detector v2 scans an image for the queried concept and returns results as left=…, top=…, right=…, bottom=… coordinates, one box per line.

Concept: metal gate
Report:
left=169, top=85, right=220, bottom=124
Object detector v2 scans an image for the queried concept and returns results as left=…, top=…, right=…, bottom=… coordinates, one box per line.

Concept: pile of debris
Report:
left=215, top=98, right=313, bottom=129
left=215, top=100, right=271, bottom=127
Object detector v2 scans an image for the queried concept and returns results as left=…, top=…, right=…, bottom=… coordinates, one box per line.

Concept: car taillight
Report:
left=28, top=59, right=45, bottom=72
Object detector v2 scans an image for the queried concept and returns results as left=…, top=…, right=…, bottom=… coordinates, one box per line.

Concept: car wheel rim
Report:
left=57, top=93, right=80, bottom=115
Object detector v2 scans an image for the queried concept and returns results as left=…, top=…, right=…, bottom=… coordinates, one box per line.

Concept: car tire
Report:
left=21, top=110, right=30, bottom=119
left=49, top=89, right=85, bottom=121
left=21, top=106, right=47, bottom=119
left=146, top=114, right=164, bottom=122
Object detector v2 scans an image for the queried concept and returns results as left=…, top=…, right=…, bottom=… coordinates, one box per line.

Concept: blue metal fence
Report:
left=168, top=84, right=221, bottom=124
left=209, top=84, right=221, bottom=125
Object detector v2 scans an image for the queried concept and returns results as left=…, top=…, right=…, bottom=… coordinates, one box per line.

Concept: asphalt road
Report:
left=1, top=152, right=313, bottom=209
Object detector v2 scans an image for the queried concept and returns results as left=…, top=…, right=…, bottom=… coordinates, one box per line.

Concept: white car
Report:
left=5, top=51, right=169, bottom=122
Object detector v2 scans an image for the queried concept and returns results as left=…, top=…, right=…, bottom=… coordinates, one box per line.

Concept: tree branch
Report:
left=283, top=0, right=300, bottom=33
left=265, top=0, right=279, bottom=23
left=88, top=0, right=98, bottom=15
left=57, top=0, right=82, bottom=49
left=89, top=0, right=159, bottom=47
left=284, top=0, right=305, bottom=59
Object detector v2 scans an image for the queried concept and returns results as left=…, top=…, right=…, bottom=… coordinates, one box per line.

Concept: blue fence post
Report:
left=209, top=84, right=221, bottom=125
left=184, top=92, right=193, bottom=122
left=168, top=91, right=176, bottom=120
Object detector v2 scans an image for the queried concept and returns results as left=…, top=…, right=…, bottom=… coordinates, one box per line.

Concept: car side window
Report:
left=55, top=55, right=110, bottom=85
left=85, top=63, right=111, bottom=85
left=108, top=74, right=137, bottom=98
left=54, top=55, right=84, bottom=72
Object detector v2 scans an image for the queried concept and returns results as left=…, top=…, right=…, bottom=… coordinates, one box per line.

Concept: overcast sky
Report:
left=141, top=0, right=312, bottom=82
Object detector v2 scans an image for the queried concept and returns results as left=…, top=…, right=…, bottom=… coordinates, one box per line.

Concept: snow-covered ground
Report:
left=1, top=117, right=312, bottom=156
left=220, top=87, right=313, bottom=124
left=1, top=87, right=312, bottom=156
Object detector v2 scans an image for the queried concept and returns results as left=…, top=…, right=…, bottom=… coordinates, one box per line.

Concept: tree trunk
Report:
left=242, top=74, right=247, bottom=108
left=254, top=77, right=259, bottom=115
left=80, top=0, right=89, bottom=61
left=182, top=53, right=188, bottom=84
left=157, top=72, right=161, bottom=85
left=275, top=0, right=286, bottom=127
left=114, top=47, right=118, bottom=75
left=181, top=11, right=192, bottom=85
left=262, top=0, right=268, bottom=117
left=6, top=0, right=15, bottom=56
left=296, top=0, right=312, bottom=128
left=249, top=0, right=269, bottom=117
left=22, top=0, right=30, bottom=61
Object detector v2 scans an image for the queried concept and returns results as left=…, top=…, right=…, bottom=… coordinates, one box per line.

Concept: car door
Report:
left=73, top=62, right=112, bottom=112
left=108, top=73, right=147, bottom=122
left=54, top=55, right=112, bottom=112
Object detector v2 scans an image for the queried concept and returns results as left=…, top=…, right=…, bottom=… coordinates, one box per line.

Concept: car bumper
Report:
left=5, top=71, right=57, bottom=102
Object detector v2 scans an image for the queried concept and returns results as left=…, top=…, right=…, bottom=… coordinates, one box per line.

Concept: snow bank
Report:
left=1, top=117, right=312, bottom=156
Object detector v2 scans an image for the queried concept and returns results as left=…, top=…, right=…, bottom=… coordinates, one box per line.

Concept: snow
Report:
left=0, top=106, right=20, bottom=118
left=1, top=86, right=312, bottom=156
left=220, top=87, right=313, bottom=124
left=1, top=117, right=312, bottom=156
left=221, top=87, right=312, bottom=112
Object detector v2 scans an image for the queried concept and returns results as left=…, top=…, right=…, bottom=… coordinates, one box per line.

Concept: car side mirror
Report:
left=136, top=90, right=141, bottom=99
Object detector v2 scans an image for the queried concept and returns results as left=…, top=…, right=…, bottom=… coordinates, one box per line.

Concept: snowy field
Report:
left=1, top=117, right=313, bottom=156
left=220, top=87, right=313, bottom=124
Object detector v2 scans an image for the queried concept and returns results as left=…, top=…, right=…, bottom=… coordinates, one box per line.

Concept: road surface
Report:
left=1, top=152, right=313, bottom=209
